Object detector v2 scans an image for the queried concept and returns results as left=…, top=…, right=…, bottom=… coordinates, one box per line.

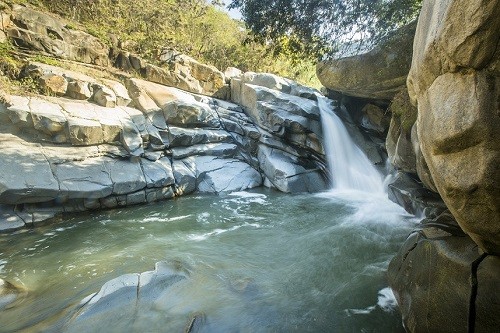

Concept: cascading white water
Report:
left=318, top=97, right=383, bottom=193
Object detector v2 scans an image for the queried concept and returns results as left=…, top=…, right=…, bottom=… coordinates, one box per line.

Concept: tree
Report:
left=229, top=0, right=422, bottom=59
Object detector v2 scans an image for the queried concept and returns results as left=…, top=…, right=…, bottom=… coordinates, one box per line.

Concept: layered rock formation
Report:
left=115, top=50, right=227, bottom=98
left=0, top=60, right=334, bottom=232
left=3, top=5, right=109, bottom=66
left=0, top=3, right=228, bottom=99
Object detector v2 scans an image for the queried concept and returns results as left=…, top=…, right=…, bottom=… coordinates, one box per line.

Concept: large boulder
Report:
left=407, top=0, right=500, bottom=254
left=317, top=21, right=416, bottom=100
left=6, top=6, right=109, bottom=66
left=388, top=214, right=500, bottom=332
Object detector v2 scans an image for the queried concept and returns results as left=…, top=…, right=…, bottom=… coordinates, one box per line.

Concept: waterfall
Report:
left=318, top=97, right=383, bottom=193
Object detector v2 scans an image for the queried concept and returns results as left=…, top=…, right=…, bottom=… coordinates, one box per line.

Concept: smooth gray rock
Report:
left=257, top=145, right=327, bottom=193
left=54, top=157, right=114, bottom=200
left=194, top=156, right=262, bottom=193
left=317, top=21, right=416, bottom=100
left=7, top=7, right=110, bottom=66
left=6, top=96, right=32, bottom=128
left=235, top=72, right=319, bottom=100
left=66, top=79, right=92, bottom=100
left=63, top=262, right=189, bottom=333
left=126, top=190, right=146, bottom=205
left=172, top=158, right=197, bottom=195
left=168, top=127, right=232, bottom=147
left=118, top=118, right=144, bottom=156
left=171, top=143, right=237, bottom=160
left=0, top=143, right=59, bottom=204
left=388, top=215, right=500, bottom=333
left=163, top=100, right=219, bottom=128
left=29, top=98, right=67, bottom=135
left=67, top=117, right=104, bottom=146
left=101, top=80, right=131, bottom=107
left=141, top=158, right=175, bottom=188
left=92, top=84, right=117, bottom=108
left=0, top=206, right=25, bottom=232
left=108, top=159, right=146, bottom=195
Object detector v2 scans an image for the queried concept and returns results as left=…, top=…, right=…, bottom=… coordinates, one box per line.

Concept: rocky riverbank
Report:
left=0, top=3, right=392, bottom=233
left=1, top=0, right=499, bottom=331
left=318, top=0, right=500, bottom=330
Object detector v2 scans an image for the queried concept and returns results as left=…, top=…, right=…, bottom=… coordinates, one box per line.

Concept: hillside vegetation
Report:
left=3, top=0, right=321, bottom=88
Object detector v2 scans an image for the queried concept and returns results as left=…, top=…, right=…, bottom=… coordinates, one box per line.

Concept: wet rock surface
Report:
left=387, top=171, right=446, bottom=217
left=388, top=213, right=500, bottom=333
left=60, top=261, right=191, bottom=333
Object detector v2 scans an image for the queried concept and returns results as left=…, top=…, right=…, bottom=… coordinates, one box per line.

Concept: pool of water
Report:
left=0, top=189, right=417, bottom=332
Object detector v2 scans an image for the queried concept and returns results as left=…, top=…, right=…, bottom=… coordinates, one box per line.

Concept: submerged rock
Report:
left=0, top=278, right=25, bottom=311
left=63, top=261, right=191, bottom=332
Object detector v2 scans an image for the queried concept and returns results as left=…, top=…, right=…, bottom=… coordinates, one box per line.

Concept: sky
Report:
left=221, top=1, right=242, bottom=20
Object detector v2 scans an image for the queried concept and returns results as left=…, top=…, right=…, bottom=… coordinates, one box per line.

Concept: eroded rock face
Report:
left=408, top=0, right=500, bottom=254
left=317, top=21, right=416, bottom=100
left=388, top=213, right=500, bottom=332
left=115, top=51, right=227, bottom=98
left=0, top=59, right=355, bottom=231
left=230, top=72, right=331, bottom=192
left=5, top=6, right=109, bottom=66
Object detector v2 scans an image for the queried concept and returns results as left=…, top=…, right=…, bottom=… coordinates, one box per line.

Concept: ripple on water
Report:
left=0, top=189, right=414, bottom=332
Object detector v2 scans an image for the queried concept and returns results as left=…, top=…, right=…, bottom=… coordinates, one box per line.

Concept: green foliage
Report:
left=0, top=41, right=41, bottom=94
left=390, top=90, right=417, bottom=131
left=230, top=0, right=422, bottom=59
left=27, top=0, right=321, bottom=87
left=31, top=55, right=61, bottom=67
left=16, top=76, right=40, bottom=94
left=6, top=0, right=321, bottom=87
left=0, top=41, right=22, bottom=78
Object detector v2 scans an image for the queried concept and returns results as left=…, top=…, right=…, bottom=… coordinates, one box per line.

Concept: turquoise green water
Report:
left=0, top=189, right=416, bottom=332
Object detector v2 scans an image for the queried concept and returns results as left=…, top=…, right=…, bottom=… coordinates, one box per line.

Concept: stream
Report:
left=0, top=189, right=416, bottom=332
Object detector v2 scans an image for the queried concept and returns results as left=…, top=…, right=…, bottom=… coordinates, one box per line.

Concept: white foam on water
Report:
left=187, top=222, right=262, bottom=241
left=377, top=287, right=398, bottom=312
left=141, top=215, right=193, bottom=223
left=227, top=191, right=268, bottom=205
left=344, top=287, right=398, bottom=316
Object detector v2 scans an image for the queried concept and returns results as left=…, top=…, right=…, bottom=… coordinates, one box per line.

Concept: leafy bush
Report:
left=0, top=41, right=22, bottom=78
left=8, top=0, right=320, bottom=87
left=31, top=55, right=61, bottom=67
